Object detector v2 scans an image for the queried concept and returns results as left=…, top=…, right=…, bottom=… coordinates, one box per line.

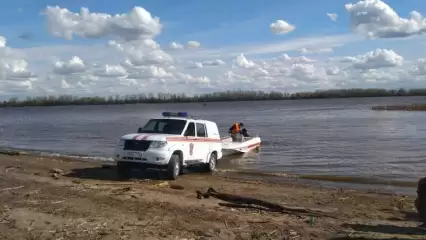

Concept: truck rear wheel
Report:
left=204, top=152, right=217, bottom=172
left=167, top=154, right=181, bottom=180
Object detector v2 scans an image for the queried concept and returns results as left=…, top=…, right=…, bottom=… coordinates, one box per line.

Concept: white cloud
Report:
left=268, top=54, right=316, bottom=66
left=202, top=59, right=225, bottom=66
left=169, top=42, right=184, bottom=50
left=1, top=80, right=33, bottom=93
left=235, top=54, right=257, bottom=69
left=0, top=38, right=37, bottom=83
left=0, top=59, right=37, bottom=80
left=129, top=65, right=173, bottom=78
left=229, top=53, right=328, bottom=88
left=345, top=0, right=426, bottom=39
left=299, top=47, right=333, bottom=54
left=0, top=36, right=6, bottom=48
left=182, top=34, right=360, bottom=58
left=0, top=37, right=38, bottom=95
left=107, top=39, right=160, bottom=51
left=327, top=13, right=338, bottom=22
left=60, top=79, right=72, bottom=89
left=189, top=59, right=225, bottom=69
left=147, top=66, right=173, bottom=78
left=43, top=6, right=162, bottom=41
left=410, top=59, right=426, bottom=75
left=192, top=62, right=204, bottom=68
left=270, top=20, right=295, bottom=35
left=290, top=63, right=326, bottom=82
left=176, top=72, right=210, bottom=84
left=53, top=56, right=86, bottom=75
left=93, top=65, right=128, bottom=78
left=326, top=66, right=340, bottom=76
left=187, top=41, right=201, bottom=49
left=125, top=49, right=174, bottom=67
left=342, top=48, right=404, bottom=70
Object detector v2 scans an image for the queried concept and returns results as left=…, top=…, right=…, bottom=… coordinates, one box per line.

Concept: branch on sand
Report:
left=0, top=186, right=24, bottom=191
left=196, top=187, right=337, bottom=218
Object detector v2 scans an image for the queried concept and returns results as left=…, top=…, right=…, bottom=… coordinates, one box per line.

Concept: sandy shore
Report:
left=0, top=151, right=425, bottom=240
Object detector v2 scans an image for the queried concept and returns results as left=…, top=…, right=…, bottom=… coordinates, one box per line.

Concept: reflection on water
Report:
left=219, top=148, right=261, bottom=169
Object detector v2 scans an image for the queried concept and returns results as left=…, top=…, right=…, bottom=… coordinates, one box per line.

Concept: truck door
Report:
left=183, top=121, right=197, bottom=162
left=195, top=122, right=210, bottom=162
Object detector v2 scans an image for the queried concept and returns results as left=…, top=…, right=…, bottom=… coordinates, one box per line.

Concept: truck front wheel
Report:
left=117, top=162, right=132, bottom=180
left=167, top=154, right=181, bottom=180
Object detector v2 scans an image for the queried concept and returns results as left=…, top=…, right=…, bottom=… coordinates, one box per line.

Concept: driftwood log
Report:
left=415, top=177, right=426, bottom=223
left=196, top=187, right=336, bottom=218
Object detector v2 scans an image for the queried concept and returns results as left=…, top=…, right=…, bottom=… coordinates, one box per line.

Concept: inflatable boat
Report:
left=221, top=135, right=262, bottom=156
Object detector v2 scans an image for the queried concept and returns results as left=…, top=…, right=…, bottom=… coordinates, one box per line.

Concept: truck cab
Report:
left=113, top=112, right=223, bottom=180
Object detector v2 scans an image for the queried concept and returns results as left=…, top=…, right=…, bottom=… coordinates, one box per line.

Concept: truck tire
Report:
left=416, top=177, right=426, bottom=224
left=204, top=152, right=217, bottom=172
left=167, top=154, right=181, bottom=180
left=117, top=162, right=131, bottom=180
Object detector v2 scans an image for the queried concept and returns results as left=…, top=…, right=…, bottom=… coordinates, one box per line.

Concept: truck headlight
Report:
left=150, top=141, right=168, bottom=148
left=117, top=139, right=125, bottom=146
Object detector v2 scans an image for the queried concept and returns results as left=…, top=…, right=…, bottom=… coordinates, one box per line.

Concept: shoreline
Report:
left=0, top=151, right=425, bottom=239
left=0, top=147, right=419, bottom=196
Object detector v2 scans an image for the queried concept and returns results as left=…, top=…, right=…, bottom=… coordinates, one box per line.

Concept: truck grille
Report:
left=123, top=140, right=151, bottom=151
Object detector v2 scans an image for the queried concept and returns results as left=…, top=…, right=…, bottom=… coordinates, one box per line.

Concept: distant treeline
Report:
left=1, top=88, right=426, bottom=108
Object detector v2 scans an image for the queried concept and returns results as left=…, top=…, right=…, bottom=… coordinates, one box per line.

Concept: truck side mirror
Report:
left=137, top=127, right=142, bottom=133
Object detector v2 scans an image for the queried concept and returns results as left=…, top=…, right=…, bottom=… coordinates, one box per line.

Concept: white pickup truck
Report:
left=113, top=112, right=223, bottom=180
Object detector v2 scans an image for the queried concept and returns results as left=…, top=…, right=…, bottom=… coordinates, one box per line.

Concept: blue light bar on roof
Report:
left=162, top=112, right=188, bottom=117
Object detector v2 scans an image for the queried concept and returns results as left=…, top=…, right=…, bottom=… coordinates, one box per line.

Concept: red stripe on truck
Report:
left=132, top=134, right=141, bottom=140
left=166, top=137, right=221, bottom=143
left=141, top=135, right=151, bottom=140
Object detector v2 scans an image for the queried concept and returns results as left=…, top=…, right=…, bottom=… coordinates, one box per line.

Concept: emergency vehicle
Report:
left=113, top=112, right=223, bottom=180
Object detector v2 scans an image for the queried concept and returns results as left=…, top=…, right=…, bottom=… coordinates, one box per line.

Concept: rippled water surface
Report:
left=1, top=97, right=426, bottom=189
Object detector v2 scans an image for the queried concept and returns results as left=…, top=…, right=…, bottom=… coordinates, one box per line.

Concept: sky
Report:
left=1, top=0, right=426, bottom=99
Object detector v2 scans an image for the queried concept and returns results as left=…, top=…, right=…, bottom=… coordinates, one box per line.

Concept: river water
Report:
left=1, top=96, right=426, bottom=192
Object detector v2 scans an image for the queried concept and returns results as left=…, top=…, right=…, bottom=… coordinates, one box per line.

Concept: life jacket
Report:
left=231, top=123, right=240, bottom=134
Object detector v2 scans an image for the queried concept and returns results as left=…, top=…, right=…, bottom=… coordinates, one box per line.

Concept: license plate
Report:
left=128, top=152, right=142, bottom=158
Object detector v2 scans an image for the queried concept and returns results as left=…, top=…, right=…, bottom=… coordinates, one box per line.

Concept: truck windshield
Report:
left=139, top=119, right=187, bottom=135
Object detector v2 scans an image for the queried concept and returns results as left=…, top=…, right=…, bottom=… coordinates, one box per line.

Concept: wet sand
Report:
left=0, top=151, right=425, bottom=240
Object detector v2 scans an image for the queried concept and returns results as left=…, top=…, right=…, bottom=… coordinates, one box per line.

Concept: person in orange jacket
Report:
left=228, top=122, right=245, bottom=141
